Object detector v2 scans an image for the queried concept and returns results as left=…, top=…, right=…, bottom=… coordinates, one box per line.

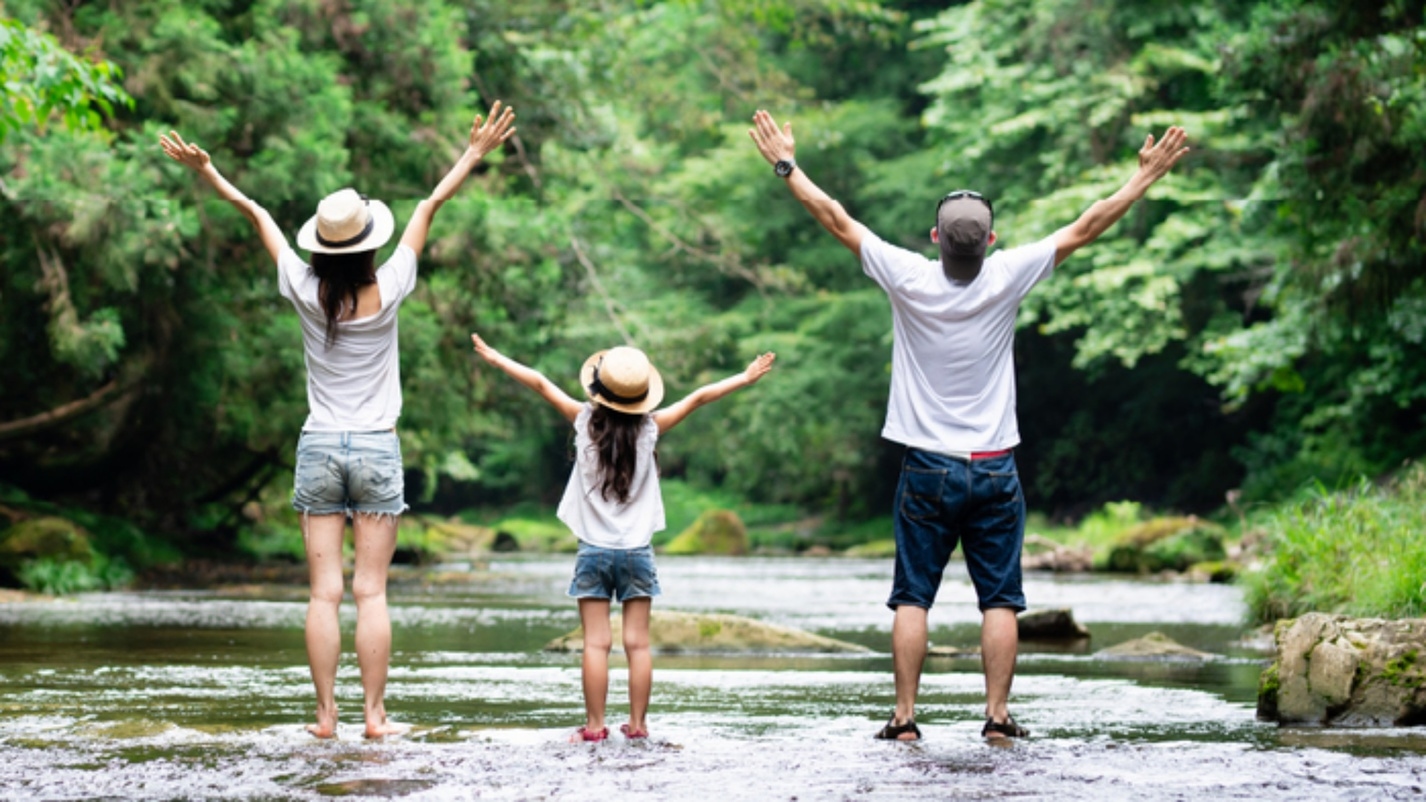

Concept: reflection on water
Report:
left=1, top=555, right=1424, bottom=800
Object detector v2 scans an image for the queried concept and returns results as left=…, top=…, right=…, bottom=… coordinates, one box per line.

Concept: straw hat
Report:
left=579, top=346, right=664, bottom=415
left=296, top=188, right=395, bottom=254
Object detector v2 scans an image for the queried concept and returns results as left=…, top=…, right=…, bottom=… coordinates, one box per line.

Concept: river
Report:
left=1, top=555, right=1423, bottom=800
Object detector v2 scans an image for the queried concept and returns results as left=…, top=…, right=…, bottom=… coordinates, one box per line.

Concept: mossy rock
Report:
left=663, top=509, right=748, bottom=556
left=844, top=539, right=897, bottom=558
left=1104, top=516, right=1226, bottom=573
left=0, top=516, right=93, bottom=570
left=544, top=610, right=870, bottom=654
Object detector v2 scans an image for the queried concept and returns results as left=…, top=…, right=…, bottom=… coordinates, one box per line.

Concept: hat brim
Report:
left=296, top=199, right=395, bottom=254
left=578, top=349, right=664, bottom=415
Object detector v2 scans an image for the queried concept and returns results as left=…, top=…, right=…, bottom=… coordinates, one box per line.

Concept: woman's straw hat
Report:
left=296, top=188, right=395, bottom=254
left=579, top=346, right=664, bottom=415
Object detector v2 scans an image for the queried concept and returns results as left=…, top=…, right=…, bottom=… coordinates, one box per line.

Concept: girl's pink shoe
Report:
left=620, top=724, right=648, bottom=739
left=572, top=726, right=609, bottom=742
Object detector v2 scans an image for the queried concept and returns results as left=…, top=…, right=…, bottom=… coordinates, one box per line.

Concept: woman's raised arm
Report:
left=158, top=131, right=288, bottom=262
left=400, top=101, right=517, bottom=256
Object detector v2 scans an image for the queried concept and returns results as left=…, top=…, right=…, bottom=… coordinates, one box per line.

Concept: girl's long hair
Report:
left=587, top=404, right=646, bottom=504
left=310, top=250, right=377, bottom=348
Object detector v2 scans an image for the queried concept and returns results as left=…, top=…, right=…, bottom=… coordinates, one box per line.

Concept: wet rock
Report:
left=1018, top=608, right=1090, bottom=641
left=1258, top=612, right=1426, bottom=727
left=423, top=519, right=498, bottom=554
left=1104, top=516, right=1227, bottom=574
left=0, top=516, right=94, bottom=586
left=1096, top=631, right=1213, bottom=660
left=544, top=610, right=870, bottom=654
left=1020, top=535, right=1093, bottom=573
left=491, top=531, right=521, bottom=552
left=662, top=510, right=748, bottom=556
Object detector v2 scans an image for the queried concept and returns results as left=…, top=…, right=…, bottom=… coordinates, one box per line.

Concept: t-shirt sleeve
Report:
left=860, top=231, right=925, bottom=293
left=377, top=245, right=419, bottom=306
left=1001, top=236, right=1058, bottom=299
left=276, top=247, right=307, bottom=301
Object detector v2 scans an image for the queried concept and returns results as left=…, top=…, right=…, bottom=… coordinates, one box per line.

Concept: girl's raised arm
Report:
left=471, top=333, right=582, bottom=422
left=652, top=352, right=776, bottom=435
left=400, top=101, right=517, bottom=256
left=158, top=131, right=288, bottom=262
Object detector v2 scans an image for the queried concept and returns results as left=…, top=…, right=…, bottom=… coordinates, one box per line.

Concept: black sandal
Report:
left=981, top=715, right=1029, bottom=739
left=874, top=714, right=922, bottom=741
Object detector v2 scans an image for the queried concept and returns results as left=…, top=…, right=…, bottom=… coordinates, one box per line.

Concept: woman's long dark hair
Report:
left=310, top=250, right=377, bottom=348
left=587, top=404, right=646, bottom=504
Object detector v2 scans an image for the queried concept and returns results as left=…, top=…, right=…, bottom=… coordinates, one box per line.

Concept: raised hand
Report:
left=468, top=100, right=517, bottom=159
left=470, top=333, right=502, bottom=366
left=748, top=110, right=796, bottom=166
left=1137, top=126, right=1190, bottom=183
left=743, top=352, right=777, bottom=385
left=158, top=131, right=211, bottom=172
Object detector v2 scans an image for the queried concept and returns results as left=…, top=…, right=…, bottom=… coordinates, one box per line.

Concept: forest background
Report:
left=1, top=0, right=1424, bottom=580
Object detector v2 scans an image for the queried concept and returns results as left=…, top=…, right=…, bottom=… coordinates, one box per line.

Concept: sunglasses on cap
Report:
left=935, top=189, right=994, bottom=228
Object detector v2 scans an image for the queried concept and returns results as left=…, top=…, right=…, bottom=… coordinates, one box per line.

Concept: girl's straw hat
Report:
left=579, top=346, right=664, bottom=415
left=296, top=188, right=395, bottom=254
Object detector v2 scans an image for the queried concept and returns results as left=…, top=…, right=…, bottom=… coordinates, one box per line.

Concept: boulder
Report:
left=1258, top=613, right=1426, bottom=727
left=1104, top=516, right=1227, bottom=574
left=1021, top=534, right=1093, bottom=573
left=1018, top=608, right=1090, bottom=640
left=544, top=610, right=870, bottom=654
left=1096, top=631, right=1213, bottom=660
left=0, top=516, right=94, bottom=586
left=662, top=509, right=748, bottom=556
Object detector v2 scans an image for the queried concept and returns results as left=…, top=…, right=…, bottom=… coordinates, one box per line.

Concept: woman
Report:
left=160, top=101, right=516, bottom=739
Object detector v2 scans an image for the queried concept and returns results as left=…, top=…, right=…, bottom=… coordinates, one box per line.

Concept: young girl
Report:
left=470, top=334, right=775, bottom=742
left=161, top=103, right=516, bottom=740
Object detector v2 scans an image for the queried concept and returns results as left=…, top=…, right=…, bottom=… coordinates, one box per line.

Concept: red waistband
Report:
left=970, top=449, right=1012, bottom=460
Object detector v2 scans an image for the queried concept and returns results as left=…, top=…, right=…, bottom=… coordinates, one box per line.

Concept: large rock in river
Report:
left=1096, top=631, right=1213, bottom=660
left=0, top=516, right=94, bottom=586
left=1258, top=613, right=1426, bottom=727
left=544, top=610, right=870, bottom=654
left=662, top=509, right=748, bottom=556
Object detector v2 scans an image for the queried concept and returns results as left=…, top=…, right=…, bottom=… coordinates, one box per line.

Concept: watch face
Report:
left=775, top=160, right=794, bottom=177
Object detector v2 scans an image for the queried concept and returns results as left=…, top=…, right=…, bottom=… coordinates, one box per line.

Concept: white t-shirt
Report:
left=557, top=404, right=665, bottom=549
left=277, top=245, right=418, bottom=432
left=859, top=232, right=1057, bottom=454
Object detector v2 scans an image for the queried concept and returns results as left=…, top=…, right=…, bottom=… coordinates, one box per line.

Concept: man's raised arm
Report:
left=748, top=110, right=868, bottom=256
left=1052, top=126, right=1190, bottom=267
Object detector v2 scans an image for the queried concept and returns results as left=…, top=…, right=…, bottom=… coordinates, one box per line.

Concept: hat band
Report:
left=588, top=363, right=648, bottom=406
left=315, top=203, right=375, bottom=248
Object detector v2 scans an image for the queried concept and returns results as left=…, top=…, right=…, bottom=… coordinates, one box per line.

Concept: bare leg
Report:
left=303, top=513, right=347, bottom=739
left=621, top=598, right=652, bottom=735
left=981, top=607, right=1019, bottom=735
left=890, top=604, right=928, bottom=740
left=352, top=512, right=402, bottom=739
left=574, top=598, right=612, bottom=740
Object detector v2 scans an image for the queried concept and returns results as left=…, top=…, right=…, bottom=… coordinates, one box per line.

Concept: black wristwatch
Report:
left=774, top=159, right=796, bottom=178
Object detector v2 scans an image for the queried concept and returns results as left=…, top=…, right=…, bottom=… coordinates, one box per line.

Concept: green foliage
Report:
left=0, top=19, right=132, bottom=142
left=17, top=553, right=134, bottom=595
left=1242, top=462, right=1426, bottom=623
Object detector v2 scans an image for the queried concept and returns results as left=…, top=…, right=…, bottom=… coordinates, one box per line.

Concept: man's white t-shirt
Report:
left=557, top=404, right=665, bottom=549
left=859, top=233, right=1057, bottom=454
left=277, top=245, right=418, bottom=432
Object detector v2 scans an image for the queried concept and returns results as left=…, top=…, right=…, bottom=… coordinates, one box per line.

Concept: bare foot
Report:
left=363, top=718, right=410, bottom=740
left=306, top=709, right=338, bottom=739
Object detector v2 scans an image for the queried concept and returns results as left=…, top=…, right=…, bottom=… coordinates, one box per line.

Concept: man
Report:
left=747, top=109, right=1188, bottom=741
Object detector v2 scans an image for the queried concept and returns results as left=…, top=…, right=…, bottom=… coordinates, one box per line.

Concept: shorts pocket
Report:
left=898, top=466, right=947, bottom=523
left=293, top=449, right=340, bottom=509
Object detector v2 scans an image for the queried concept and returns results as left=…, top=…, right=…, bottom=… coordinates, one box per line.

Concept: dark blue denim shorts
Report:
left=568, top=542, right=661, bottom=602
left=291, top=430, right=407, bottom=518
left=888, top=447, right=1026, bottom=612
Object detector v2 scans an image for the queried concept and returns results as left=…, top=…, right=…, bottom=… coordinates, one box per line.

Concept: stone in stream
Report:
left=1095, top=631, right=1213, bottom=660
left=1018, top=607, right=1091, bottom=640
left=661, top=510, right=749, bottom=556
left=1258, top=612, right=1426, bottom=727
left=544, top=610, right=871, bottom=654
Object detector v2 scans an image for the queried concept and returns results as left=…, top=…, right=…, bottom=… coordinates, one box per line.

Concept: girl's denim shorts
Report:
left=292, top=430, right=407, bottom=518
left=568, top=542, right=661, bottom=602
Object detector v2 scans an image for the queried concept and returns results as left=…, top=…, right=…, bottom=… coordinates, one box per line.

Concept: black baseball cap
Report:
left=936, top=190, right=994, bottom=282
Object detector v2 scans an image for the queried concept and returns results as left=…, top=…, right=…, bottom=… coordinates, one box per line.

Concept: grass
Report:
left=1240, top=461, right=1426, bottom=624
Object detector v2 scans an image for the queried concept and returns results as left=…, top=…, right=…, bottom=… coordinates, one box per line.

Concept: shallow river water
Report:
left=1, top=556, right=1424, bottom=800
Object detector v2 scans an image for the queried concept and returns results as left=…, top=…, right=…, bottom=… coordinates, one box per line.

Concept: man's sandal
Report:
left=981, top=715, right=1029, bottom=739
left=874, top=714, right=922, bottom=741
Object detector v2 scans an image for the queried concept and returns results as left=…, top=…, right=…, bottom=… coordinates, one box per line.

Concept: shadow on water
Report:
left=1, top=555, right=1424, bottom=800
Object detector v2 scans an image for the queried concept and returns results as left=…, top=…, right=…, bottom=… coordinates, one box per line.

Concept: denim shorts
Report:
left=888, top=447, right=1026, bottom=612
left=567, top=542, right=662, bottom=602
left=291, top=430, right=407, bottom=517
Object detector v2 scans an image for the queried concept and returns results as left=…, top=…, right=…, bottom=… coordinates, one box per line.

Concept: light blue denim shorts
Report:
left=567, top=542, right=661, bottom=602
left=292, top=430, right=407, bottom=517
